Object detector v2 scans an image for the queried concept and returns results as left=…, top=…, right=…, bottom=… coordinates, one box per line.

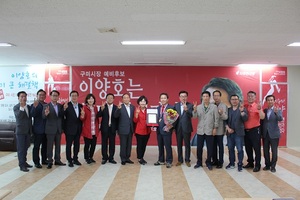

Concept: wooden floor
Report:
left=0, top=145, right=299, bottom=200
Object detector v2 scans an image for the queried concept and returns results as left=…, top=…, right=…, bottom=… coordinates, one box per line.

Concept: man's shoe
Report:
left=226, top=164, right=235, bottom=169
left=86, top=159, right=91, bottom=164
left=243, top=163, right=254, bottom=168
left=186, top=162, right=191, bottom=167
left=42, top=161, right=47, bottom=165
left=47, top=163, right=53, bottom=169
left=68, top=162, right=74, bottom=167
left=141, top=159, right=147, bottom=164
left=270, top=167, right=276, bottom=173
left=207, top=165, right=213, bottom=170
left=54, top=161, right=66, bottom=166
left=154, top=161, right=164, bottom=166
left=126, top=159, right=134, bottom=164
left=253, top=167, right=260, bottom=172
left=35, top=164, right=42, bottom=168
left=212, top=161, right=218, bottom=166
left=216, top=164, right=223, bottom=169
left=20, top=166, right=29, bottom=172
left=73, top=160, right=82, bottom=165
left=166, top=163, right=172, bottom=168
left=138, top=160, right=145, bottom=165
left=175, top=162, right=182, bottom=166
left=109, top=160, right=117, bottom=164
left=194, top=164, right=202, bottom=169
left=101, top=160, right=107, bottom=165
left=263, top=166, right=270, bottom=171
left=25, top=163, right=33, bottom=168
left=90, top=158, right=96, bottom=163
left=121, top=161, right=126, bottom=165
left=238, top=165, right=243, bottom=172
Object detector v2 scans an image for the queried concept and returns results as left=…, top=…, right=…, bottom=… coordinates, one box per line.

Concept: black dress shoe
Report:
left=20, top=166, right=29, bottom=172
left=35, top=164, right=42, bottom=168
left=216, top=164, right=223, bottom=169
left=86, top=159, right=91, bottom=164
left=253, top=167, right=260, bottom=172
left=243, top=163, right=254, bottom=168
left=126, top=159, right=134, bottom=164
left=141, top=159, right=147, bottom=164
left=68, top=162, right=74, bottom=167
left=194, top=164, right=202, bottom=169
left=73, top=160, right=82, bottom=165
left=54, top=161, right=66, bottom=166
left=154, top=161, right=164, bottom=166
left=270, top=167, right=276, bottom=173
left=263, top=166, right=270, bottom=171
left=109, top=160, right=117, bottom=164
left=138, top=160, right=145, bottom=165
left=101, top=160, right=107, bottom=164
left=90, top=158, right=96, bottom=163
left=42, top=162, right=47, bottom=165
left=121, top=161, right=126, bottom=165
left=207, top=165, right=213, bottom=170
left=25, top=163, right=33, bottom=168
left=47, top=163, right=53, bottom=169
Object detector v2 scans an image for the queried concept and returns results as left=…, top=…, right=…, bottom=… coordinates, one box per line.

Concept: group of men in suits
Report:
left=13, top=88, right=282, bottom=173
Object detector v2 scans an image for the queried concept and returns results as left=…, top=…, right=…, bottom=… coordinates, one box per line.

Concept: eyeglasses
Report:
left=51, top=95, right=59, bottom=97
left=230, top=99, right=239, bottom=101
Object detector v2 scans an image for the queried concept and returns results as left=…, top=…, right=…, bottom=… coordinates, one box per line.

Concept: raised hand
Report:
left=257, top=101, right=262, bottom=110
left=45, top=105, right=50, bottom=116
left=183, top=102, right=188, bottom=111
left=33, top=98, right=39, bottom=107
left=218, top=107, right=223, bottom=115
left=101, top=101, right=106, bottom=111
left=80, top=107, right=85, bottom=116
left=118, top=101, right=122, bottom=109
left=135, top=106, right=141, bottom=117
left=63, top=102, right=68, bottom=110
left=193, top=101, right=197, bottom=111
left=239, top=103, right=244, bottom=112
left=274, top=106, right=279, bottom=113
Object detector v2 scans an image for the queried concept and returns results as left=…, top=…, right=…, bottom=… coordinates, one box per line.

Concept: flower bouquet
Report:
left=163, top=108, right=179, bottom=132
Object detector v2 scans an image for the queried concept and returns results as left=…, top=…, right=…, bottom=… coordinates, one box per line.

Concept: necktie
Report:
left=108, top=105, right=112, bottom=126
left=161, top=105, right=165, bottom=117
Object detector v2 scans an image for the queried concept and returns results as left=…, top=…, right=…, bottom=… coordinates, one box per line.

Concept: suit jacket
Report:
left=31, top=101, right=46, bottom=134
left=261, top=108, right=283, bottom=139
left=13, top=103, right=32, bottom=135
left=114, top=104, right=135, bottom=135
left=64, top=102, right=83, bottom=135
left=215, top=102, right=228, bottom=135
left=226, top=107, right=248, bottom=136
left=157, top=104, right=174, bottom=135
left=173, top=102, right=193, bottom=133
left=193, top=103, right=219, bottom=135
left=98, top=104, right=118, bottom=134
left=43, top=102, right=64, bottom=135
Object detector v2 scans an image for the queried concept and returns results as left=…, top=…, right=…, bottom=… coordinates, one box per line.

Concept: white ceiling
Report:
left=0, top=0, right=300, bottom=66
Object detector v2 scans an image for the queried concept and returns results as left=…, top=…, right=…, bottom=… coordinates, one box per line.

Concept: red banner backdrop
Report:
left=70, top=66, right=287, bottom=146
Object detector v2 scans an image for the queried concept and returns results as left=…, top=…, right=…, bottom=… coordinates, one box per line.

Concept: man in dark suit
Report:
left=154, top=93, right=174, bottom=168
left=225, top=94, right=248, bottom=172
left=31, top=89, right=47, bottom=168
left=114, top=93, right=135, bottom=165
left=98, top=93, right=118, bottom=164
left=63, top=90, right=83, bottom=167
left=43, top=90, right=66, bottom=169
left=174, top=90, right=193, bottom=167
left=261, top=95, right=283, bottom=173
left=13, top=91, right=33, bottom=172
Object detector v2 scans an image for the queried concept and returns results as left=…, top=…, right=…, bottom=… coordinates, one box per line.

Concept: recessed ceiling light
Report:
left=287, top=42, right=300, bottom=47
left=0, top=42, right=15, bottom=47
left=121, top=40, right=186, bottom=45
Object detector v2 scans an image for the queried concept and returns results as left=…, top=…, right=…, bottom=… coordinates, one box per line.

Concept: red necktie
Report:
left=161, top=105, right=165, bottom=117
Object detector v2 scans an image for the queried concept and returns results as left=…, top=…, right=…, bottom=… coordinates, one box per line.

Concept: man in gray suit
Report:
left=261, top=95, right=283, bottom=173
left=43, top=90, right=66, bottom=169
left=13, top=91, right=33, bottom=172
left=174, top=90, right=193, bottom=167
left=114, top=93, right=135, bottom=165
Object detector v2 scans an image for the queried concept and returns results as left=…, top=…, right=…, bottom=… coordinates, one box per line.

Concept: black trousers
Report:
left=262, top=131, right=279, bottom=168
left=196, top=134, right=213, bottom=166
left=212, top=135, right=224, bottom=164
left=101, top=127, right=116, bottom=161
left=244, top=127, right=261, bottom=167
left=176, top=128, right=191, bottom=163
left=46, top=133, right=62, bottom=163
left=32, top=134, right=47, bottom=165
left=65, top=133, right=81, bottom=162
left=84, top=136, right=97, bottom=160
left=119, top=133, right=133, bottom=162
left=135, top=133, right=150, bottom=159
left=16, top=134, right=31, bottom=168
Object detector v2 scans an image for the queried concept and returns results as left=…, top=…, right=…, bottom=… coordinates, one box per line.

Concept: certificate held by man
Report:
left=147, top=108, right=158, bottom=126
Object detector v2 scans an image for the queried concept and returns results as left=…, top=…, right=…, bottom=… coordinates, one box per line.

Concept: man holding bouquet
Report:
left=154, top=93, right=176, bottom=168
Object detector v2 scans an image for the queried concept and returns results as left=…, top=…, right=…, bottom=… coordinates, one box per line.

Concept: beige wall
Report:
left=287, top=66, right=300, bottom=147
